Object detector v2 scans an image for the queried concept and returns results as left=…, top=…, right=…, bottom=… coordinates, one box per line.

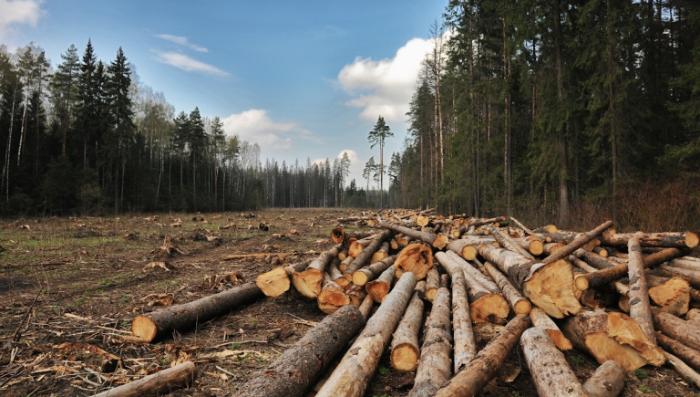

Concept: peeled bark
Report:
left=346, top=230, right=393, bottom=274
left=390, top=291, right=425, bottom=372
left=366, top=264, right=396, bottom=303
left=395, top=242, right=434, bottom=280
left=425, top=267, right=440, bottom=302
left=409, top=286, right=452, bottom=397
left=482, top=261, right=531, bottom=315
left=627, top=236, right=656, bottom=343
left=316, top=272, right=417, bottom=397
left=351, top=255, right=396, bottom=286
left=91, top=361, right=195, bottom=397
left=240, top=305, right=366, bottom=397
left=520, top=327, right=586, bottom=397
left=656, top=331, right=700, bottom=371
left=256, top=262, right=309, bottom=298
left=435, top=315, right=531, bottom=397
left=582, top=360, right=625, bottom=397
left=132, top=282, right=261, bottom=342
left=529, top=307, right=572, bottom=350
left=602, top=229, right=699, bottom=249
left=450, top=269, right=477, bottom=373
left=292, top=245, right=341, bottom=298
left=377, top=221, right=449, bottom=249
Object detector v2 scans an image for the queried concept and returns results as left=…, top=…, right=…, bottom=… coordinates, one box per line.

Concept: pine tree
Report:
left=368, top=115, right=393, bottom=208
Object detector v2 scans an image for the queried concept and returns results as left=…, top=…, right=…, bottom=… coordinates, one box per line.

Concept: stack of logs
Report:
left=120, top=209, right=700, bottom=397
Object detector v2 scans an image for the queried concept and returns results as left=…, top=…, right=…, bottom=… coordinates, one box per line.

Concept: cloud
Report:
left=222, top=109, right=313, bottom=150
left=155, top=51, right=229, bottom=77
left=338, top=33, right=450, bottom=125
left=155, top=33, right=208, bottom=53
left=0, top=0, right=43, bottom=42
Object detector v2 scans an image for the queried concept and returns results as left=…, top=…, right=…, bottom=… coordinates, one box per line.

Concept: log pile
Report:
left=126, top=209, right=700, bottom=396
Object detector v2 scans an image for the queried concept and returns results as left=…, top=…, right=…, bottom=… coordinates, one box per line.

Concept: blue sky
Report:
left=1, top=0, right=448, bottom=183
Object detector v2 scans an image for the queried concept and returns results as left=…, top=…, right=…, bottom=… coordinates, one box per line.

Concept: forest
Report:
left=388, top=0, right=700, bottom=229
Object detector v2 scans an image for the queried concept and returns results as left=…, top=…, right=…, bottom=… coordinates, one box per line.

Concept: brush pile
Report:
left=121, top=209, right=700, bottom=396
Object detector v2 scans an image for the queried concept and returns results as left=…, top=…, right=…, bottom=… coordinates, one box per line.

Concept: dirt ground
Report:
left=0, top=208, right=697, bottom=396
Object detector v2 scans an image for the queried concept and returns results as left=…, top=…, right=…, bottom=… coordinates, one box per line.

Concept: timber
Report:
left=132, top=282, right=261, bottom=342
left=627, top=236, right=657, bottom=343
left=487, top=225, right=535, bottom=259
left=366, top=264, right=396, bottom=302
left=656, top=331, right=700, bottom=371
left=648, top=276, right=690, bottom=316
left=351, top=255, right=396, bottom=286
left=541, top=220, right=613, bottom=264
left=424, top=267, right=440, bottom=301
left=659, top=264, right=700, bottom=289
left=346, top=229, right=393, bottom=274
left=482, top=261, right=531, bottom=315
left=240, top=305, right=366, bottom=397
left=317, top=274, right=350, bottom=314
left=377, top=220, right=449, bottom=249
left=292, top=245, right=341, bottom=298
left=256, top=261, right=309, bottom=298
left=520, top=327, right=586, bottom=397
left=582, top=360, right=625, bottom=397
left=653, top=310, right=700, bottom=351
left=409, top=286, right=452, bottom=397
left=390, top=291, right=424, bottom=372
left=446, top=235, right=494, bottom=260
left=395, top=242, right=434, bottom=280
left=529, top=307, right=572, bottom=350
left=434, top=315, right=531, bottom=397
left=663, top=351, right=700, bottom=389
left=315, top=272, right=417, bottom=397
left=450, top=268, right=476, bottom=372
left=602, top=229, right=699, bottom=249
left=370, top=242, right=390, bottom=263
left=91, top=361, right=195, bottom=397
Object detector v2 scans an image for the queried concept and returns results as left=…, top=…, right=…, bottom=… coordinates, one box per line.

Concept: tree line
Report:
left=0, top=41, right=373, bottom=215
left=388, top=0, right=700, bottom=229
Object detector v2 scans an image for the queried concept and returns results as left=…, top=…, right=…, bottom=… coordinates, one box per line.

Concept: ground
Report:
left=0, top=208, right=697, bottom=396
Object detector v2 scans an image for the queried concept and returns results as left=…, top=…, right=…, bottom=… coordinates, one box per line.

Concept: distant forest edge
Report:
left=388, top=1, right=700, bottom=230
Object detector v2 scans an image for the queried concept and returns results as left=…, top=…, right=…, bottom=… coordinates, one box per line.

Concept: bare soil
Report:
left=0, top=209, right=696, bottom=396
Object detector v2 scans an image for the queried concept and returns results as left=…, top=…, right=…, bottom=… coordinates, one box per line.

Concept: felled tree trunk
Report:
left=395, top=242, right=434, bottom=280
left=390, top=291, right=425, bottom=372
left=346, top=230, right=393, bottom=274
left=450, top=269, right=477, bottom=372
left=627, top=236, right=656, bottom=343
left=132, top=282, right=261, bottom=342
left=541, top=220, right=613, bottom=264
left=520, top=327, right=586, bottom=397
left=351, top=255, right=396, bottom=286
left=653, top=310, right=700, bottom=351
left=514, top=235, right=545, bottom=256
left=92, top=361, right=195, bottom=397
left=371, top=242, right=390, bottom=263
left=317, top=274, right=350, bottom=314
left=292, top=245, right=341, bottom=299
left=409, top=286, right=452, bottom=397
left=315, top=273, right=417, bottom=397
left=659, top=264, right=700, bottom=289
left=582, top=360, right=625, bottom=397
left=446, top=236, right=495, bottom=261
left=529, top=307, right=572, bottom=350
left=424, top=267, right=440, bottom=302
left=487, top=225, right=535, bottom=260
left=377, top=221, right=449, bottom=249
left=482, top=261, right=531, bottom=315
left=367, top=264, right=396, bottom=303
left=239, top=305, right=366, bottom=397
left=434, top=315, right=531, bottom=397
left=663, top=351, right=700, bottom=389
left=656, top=332, right=700, bottom=371
left=602, top=229, right=699, bottom=249
left=256, top=262, right=309, bottom=298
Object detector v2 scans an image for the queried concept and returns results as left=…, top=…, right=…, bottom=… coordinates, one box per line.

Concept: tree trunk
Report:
left=91, top=361, right=195, bottom=397
left=424, top=267, right=440, bottom=302
left=434, top=315, right=530, bottom=397
left=256, top=261, right=309, bottom=297
left=653, top=310, right=700, bottom=352
left=390, top=291, right=424, bottom=372
left=482, top=261, right=531, bottom=315
left=370, top=242, right=390, bottom=263
left=529, top=307, right=572, bottom=350
left=409, top=286, right=452, bottom=397
left=316, top=273, right=417, bottom=397
left=582, top=360, right=625, bottom=397
left=542, top=220, right=614, bottom=264
left=377, top=221, right=448, bottom=249
left=487, top=226, right=533, bottom=259
left=663, top=351, right=700, bottom=389
left=447, top=236, right=495, bottom=260
left=450, top=269, right=477, bottom=373
left=395, top=242, right=434, bottom=280
left=239, top=305, right=366, bottom=397
left=656, top=332, right=700, bottom=371
left=292, top=245, right=341, bottom=298
left=366, top=264, right=396, bottom=303
left=317, top=274, right=350, bottom=314
left=352, top=255, right=396, bottom=286
left=602, top=229, right=699, bottom=249
left=132, top=282, right=262, bottom=342
left=347, top=230, right=393, bottom=273
left=627, top=236, right=657, bottom=343
left=659, top=264, right=700, bottom=288
left=520, top=327, right=586, bottom=397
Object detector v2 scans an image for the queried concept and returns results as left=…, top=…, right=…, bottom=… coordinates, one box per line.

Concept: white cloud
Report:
left=222, top=109, right=313, bottom=150
left=338, top=33, right=450, bottom=125
left=156, top=33, right=208, bottom=53
left=155, top=51, right=229, bottom=77
left=0, top=0, right=43, bottom=42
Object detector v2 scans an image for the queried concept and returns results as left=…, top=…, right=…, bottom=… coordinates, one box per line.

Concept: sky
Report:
left=0, top=0, right=448, bottom=184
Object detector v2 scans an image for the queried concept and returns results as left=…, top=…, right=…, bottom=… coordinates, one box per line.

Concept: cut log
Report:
left=292, top=245, right=341, bottom=299
left=330, top=225, right=345, bottom=244
left=670, top=256, right=700, bottom=271
left=395, top=242, right=434, bottom=280
left=370, top=242, right=390, bottom=264
left=366, top=264, right=396, bottom=303
left=653, top=310, right=700, bottom=351
left=239, top=305, right=366, bottom=397
left=338, top=255, right=353, bottom=273
left=255, top=262, right=309, bottom=298
left=446, top=236, right=494, bottom=260
left=529, top=307, right=572, bottom=350
left=659, top=264, right=700, bottom=289
left=91, top=361, right=195, bottom=397
left=520, top=327, right=586, bottom=397
left=509, top=216, right=535, bottom=235
left=602, top=229, right=699, bottom=249
left=434, top=315, right=531, bottom=397
left=648, top=277, right=690, bottom=316
left=582, top=360, right=625, bottom=397
left=132, top=282, right=261, bottom=342
left=390, top=291, right=425, bottom=372
left=541, top=220, right=614, bottom=264
left=346, top=284, right=367, bottom=307
left=377, top=221, right=449, bottom=249
left=592, top=246, right=609, bottom=258
left=477, top=244, right=581, bottom=318
left=425, top=267, right=440, bottom=302
left=627, top=236, right=657, bottom=343
left=514, top=236, right=545, bottom=256
left=563, top=309, right=665, bottom=371
left=346, top=230, right=393, bottom=274
left=575, top=249, right=614, bottom=269
left=409, top=286, right=452, bottom=397
left=450, top=269, right=477, bottom=372
left=351, top=255, right=396, bottom=286
left=663, top=351, right=700, bottom=389
left=656, top=332, right=700, bottom=371
left=317, top=274, right=350, bottom=314
left=543, top=242, right=565, bottom=256
left=482, top=261, right=531, bottom=315
left=487, top=225, right=535, bottom=260
left=315, top=272, right=417, bottom=397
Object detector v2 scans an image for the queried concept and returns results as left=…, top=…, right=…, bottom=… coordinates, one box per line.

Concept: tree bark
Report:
left=663, top=351, right=700, bottom=389
left=541, top=220, right=613, bottom=264
left=520, top=327, right=586, bottom=397
left=347, top=230, right=393, bottom=273
left=656, top=331, right=700, bottom=371
left=132, top=282, right=261, bottom=342
left=653, top=310, right=700, bottom=351
left=316, top=272, right=417, bottom=397
left=390, top=291, right=425, bottom=372
left=351, top=255, right=396, bottom=286
left=377, top=221, right=449, bottom=249
left=409, top=286, right=452, bottom=397
left=529, top=307, right=572, bottom=350
left=292, top=245, right=341, bottom=299
left=450, top=269, right=476, bottom=373
left=582, top=360, right=625, bottom=397
left=435, top=315, right=531, bottom=397
left=447, top=236, right=495, bottom=260
left=627, top=236, right=656, bottom=343
left=424, top=267, right=440, bottom=302
left=91, top=361, right=195, bottom=397
left=487, top=225, right=534, bottom=259
left=317, top=274, right=350, bottom=314
left=602, top=229, right=699, bottom=249
left=482, top=261, right=531, bottom=315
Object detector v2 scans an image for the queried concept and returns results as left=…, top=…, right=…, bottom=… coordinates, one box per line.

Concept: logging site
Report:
left=2, top=0, right=700, bottom=396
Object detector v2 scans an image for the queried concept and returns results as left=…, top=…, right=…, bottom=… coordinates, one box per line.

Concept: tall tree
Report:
left=368, top=115, right=393, bottom=208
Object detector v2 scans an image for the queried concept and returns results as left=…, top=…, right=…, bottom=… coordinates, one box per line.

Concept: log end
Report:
left=371, top=251, right=388, bottom=264
left=545, top=329, right=573, bottom=351
left=607, top=312, right=666, bottom=367
left=574, top=274, right=590, bottom=291
left=582, top=333, right=646, bottom=372
left=335, top=275, right=351, bottom=288
left=686, top=232, right=699, bottom=249
left=514, top=299, right=533, bottom=316
left=528, top=240, right=544, bottom=256
left=471, top=293, right=510, bottom=324
left=352, top=271, right=369, bottom=286
left=432, top=234, right=449, bottom=250
left=396, top=243, right=433, bottom=280
left=132, top=315, right=158, bottom=342
left=425, top=288, right=437, bottom=302
left=544, top=224, right=558, bottom=234
left=291, top=269, right=323, bottom=299
left=649, top=277, right=690, bottom=316
left=255, top=266, right=291, bottom=298
left=391, top=344, right=419, bottom=372
left=367, top=281, right=389, bottom=303
left=461, top=245, right=477, bottom=261
left=317, top=287, right=350, bottom=314
left=524, top=259, right=582, bottom=319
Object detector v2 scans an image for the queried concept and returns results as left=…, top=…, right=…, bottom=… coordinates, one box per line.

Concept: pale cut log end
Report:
left=544, top=224, right=558, bottom=233
left=335, top=275, right=351, bottom=288
left=524, top=259, right=582, bottom=319
left=432, top=234, right=449, bottom=249
left=546, top=329, right=573, bottom=351
left=318, top=287, right=350, bottom=314
left=585, top=333, right=648, bottom=372
left=461, top=246, right=477, bottom=261
left=514, top=299, right=533, bottom=316
left=687, top=232, right=699, bottom=249
left=391, top=344, right=419, bottom=372
left=352, top=271, right=369, bottom=286
left=574, top=274, right=590, bottom=291
left=425, top=288, right=437, bottom=302
left=396, top=243, right=433, bottom=280
left=367, top=281, right=389, bottom=303
left=255, top=266, right=291, bottom=298
left=471, top=293, right=510, bottom=324
left=291, top=269, right=323, bottom=299
left=649, top=277, right=690, bottom=316
left=607, top=312, right=666, bottom=367
left=583, top=360, right=625, bottom=397
left=371, top=251, right=388, bottom=264
left=529, top=240, right=544, bottom=256
left=132, top=315, right=158, bottom=342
